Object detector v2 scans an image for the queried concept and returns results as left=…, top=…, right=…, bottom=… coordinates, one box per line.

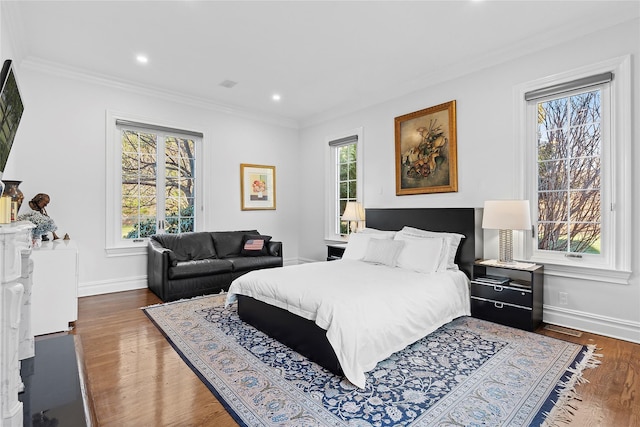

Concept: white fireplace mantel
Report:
left=0, top=221, right=34, bottom=427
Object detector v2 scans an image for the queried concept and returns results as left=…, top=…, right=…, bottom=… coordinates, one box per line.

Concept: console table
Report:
left=30, top=240, right=79, bottom=336
left=0, top=221, right=34, bottom=427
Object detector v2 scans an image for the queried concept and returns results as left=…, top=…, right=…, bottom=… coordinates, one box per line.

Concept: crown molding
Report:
left=300, top=13, right=639, bottom=129
left=1, top=1, right=28, bottom=64
left=20, top=57, right=299, bottom=129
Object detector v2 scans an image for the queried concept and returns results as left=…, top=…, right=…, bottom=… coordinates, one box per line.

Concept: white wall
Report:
left=2, top=5, right=637, bottom=342
left=299, top=20, right=640, bottom=342
left=3, top=65, right=300, bottom=296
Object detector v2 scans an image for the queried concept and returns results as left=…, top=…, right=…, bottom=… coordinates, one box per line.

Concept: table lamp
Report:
left=482, top=200, right=532, bottom=264
left=342, top=201, right=365, bottom=233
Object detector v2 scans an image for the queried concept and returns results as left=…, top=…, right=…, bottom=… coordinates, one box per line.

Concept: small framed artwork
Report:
left=240, top=164, right=276, bottom=210
left=395, top=100, right=458, bottom=195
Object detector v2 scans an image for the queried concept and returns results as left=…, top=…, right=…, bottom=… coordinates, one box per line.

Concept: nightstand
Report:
left=470, top=261, right=544, bottom=332
left=326, top=243, right=347, bottom=261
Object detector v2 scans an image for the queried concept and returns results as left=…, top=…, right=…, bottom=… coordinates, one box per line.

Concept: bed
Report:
left=225, top=208, right=478, bottom=388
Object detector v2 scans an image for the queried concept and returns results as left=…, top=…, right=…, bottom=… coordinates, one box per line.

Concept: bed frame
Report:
left=237, top=208, right=477, bottom=377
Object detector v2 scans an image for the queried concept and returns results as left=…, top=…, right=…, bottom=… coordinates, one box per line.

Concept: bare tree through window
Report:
left=537, top=90, right=601, bottom=254
left=121, top=129, right=195, bottom=239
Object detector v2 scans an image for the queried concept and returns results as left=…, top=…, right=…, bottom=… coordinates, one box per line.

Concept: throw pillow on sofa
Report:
left=241, top=234, right=272, bottom=256
left=212, top=230, right=259, bottom=258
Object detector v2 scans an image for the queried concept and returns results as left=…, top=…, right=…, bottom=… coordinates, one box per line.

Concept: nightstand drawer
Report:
left=470, top=281, right=532, bottom=308
left=326, top=244, right=347, bottom=261
left=470, top=297, right=533, bottom=331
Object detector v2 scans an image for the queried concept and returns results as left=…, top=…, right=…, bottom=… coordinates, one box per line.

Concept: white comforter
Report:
left=225, top=259, right=470, bottom=389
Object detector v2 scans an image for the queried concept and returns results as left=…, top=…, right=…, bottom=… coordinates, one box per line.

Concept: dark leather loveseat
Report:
left=147, top=230, right=282, bottom=302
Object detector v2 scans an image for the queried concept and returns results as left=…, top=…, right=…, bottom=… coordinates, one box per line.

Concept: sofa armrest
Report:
left=147, top=238, right=172, bottom=301
left=267, top=241, right=282, bottom=258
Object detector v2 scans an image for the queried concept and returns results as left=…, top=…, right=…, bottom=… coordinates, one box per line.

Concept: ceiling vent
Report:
left=219, top=80, right=238, bottom=88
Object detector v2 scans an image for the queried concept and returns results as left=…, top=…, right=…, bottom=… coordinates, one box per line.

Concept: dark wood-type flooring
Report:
left=70, top=289, right=638, bottom=426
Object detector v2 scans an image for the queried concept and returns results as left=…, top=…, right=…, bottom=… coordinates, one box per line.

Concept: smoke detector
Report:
left=219, top=80, right=238, bottom=88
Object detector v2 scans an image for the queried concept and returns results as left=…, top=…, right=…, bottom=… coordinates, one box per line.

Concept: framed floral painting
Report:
left=395, top=100, right=458, bottom=195
left=240, top=164, right=276, bottom=210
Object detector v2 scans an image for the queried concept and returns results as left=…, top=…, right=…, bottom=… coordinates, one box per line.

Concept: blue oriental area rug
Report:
left=143, top=294, right=599, bottom=427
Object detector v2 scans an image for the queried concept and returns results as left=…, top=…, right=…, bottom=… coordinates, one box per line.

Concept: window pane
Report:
left=538, top=192, right=567, bottom=222
left=538, top=222, right=568, bottom=252
left=339, top=163, right=348, bottom=181
left=348, top=180, right=357, bottom=198
left=338, top=146, right=348, bottom=164
left=570, top=91, right=600, bottom=126
left=538, top=129, right=568, bottom=160
left=121, top=197, right=139, bottom=216
left=569, top=222, right=600, bottom=254
left=339, top=199, right=347, bottom=217
left=347, top=144, right=357, bottom=162
left=122, top=215, right=156, bottom=238
left=570, top=123, right=600, bottom=158
left=570, top=189, right=600, bottom=223
left=178, top=138, right=196, bottom=158
left=538, top=160, right=567, bottom=191
left=569, top=157, right=600, bottom=189
left=339, top=182, right=348, bottom=199
left=348, top=162, right=357, bottom=180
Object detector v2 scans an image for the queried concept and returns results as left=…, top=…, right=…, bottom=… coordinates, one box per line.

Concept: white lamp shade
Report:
left=482, top=200, right=532, bottom=230
left=342, top=201, right=365, bottom=221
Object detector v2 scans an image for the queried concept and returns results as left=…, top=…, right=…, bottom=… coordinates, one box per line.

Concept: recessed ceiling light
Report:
left=136, top=54, right=149, bottom=64
left=272, top=94, right=281, bottom=101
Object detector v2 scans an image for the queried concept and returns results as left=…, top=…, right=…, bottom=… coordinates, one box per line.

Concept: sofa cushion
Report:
left=152, top=232, right=217, bottom=265
left=241, top=234, right=272, bottom=256
left=212, top=230, right=258, bottom=258
left=227, top=256, right=282, bottom=272
left=168, top=259, right=233, bottom=280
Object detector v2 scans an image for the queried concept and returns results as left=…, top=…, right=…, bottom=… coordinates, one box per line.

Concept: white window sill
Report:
left=106, top=244, right=147, bottom=257
left=527, top=258, right=631, bottom=285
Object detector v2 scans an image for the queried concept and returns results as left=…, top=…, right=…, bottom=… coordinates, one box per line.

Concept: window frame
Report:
left=514, top=56, right=631, bottom=284
left=105, top=111, right=203, bottom=256
left=325, top=127, right=364, bottom=242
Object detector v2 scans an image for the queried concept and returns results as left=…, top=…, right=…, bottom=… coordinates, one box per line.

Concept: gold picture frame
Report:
left=395, top=100, right=458, bottom=195
left=240, top=164, right=276, bottom=210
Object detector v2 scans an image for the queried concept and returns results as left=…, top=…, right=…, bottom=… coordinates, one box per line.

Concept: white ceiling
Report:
left=5, top=1, right=639, bottom=126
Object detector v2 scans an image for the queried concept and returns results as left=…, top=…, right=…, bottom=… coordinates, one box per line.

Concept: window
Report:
left=535, top=85, right=604, bottom=257
left=325, top=128, right=363, bottom=241
left=120, top=126, right=196, bottom=239
left=516, top=56, right=631, bottom=282
left=106, top=114, right=202, bottom=255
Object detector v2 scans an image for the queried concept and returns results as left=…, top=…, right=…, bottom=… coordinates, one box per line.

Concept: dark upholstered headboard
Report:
left=365, top=208, right=477, bottom=279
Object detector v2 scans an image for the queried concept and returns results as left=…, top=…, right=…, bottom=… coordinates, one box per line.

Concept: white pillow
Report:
left=399, top=226, right=465, bottom=270
left=362, top=239, right=404, bottom=267
left=359, top=227, right=397, bottom=239
left=394, top=234, right=447, bottom=273
left=342, top=233, right=391, bottom=260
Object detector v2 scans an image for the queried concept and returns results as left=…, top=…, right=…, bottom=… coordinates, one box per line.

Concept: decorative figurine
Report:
left=17, top=193, right=59, bottom=243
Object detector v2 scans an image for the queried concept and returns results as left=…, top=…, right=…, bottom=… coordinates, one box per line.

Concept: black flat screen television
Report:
left=0, top=59, right=24, bottom=179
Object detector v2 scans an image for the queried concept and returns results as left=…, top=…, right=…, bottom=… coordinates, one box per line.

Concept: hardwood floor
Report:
left=72, top=289, right=639, bottom=426
left=74, top=289, right=236, bottom=426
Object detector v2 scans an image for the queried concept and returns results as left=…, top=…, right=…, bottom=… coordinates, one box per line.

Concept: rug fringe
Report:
left=541, top=344, right=602, bottom=426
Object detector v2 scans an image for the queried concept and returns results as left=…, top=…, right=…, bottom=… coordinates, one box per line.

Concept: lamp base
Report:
left=498, top=229, right=514, bottom=264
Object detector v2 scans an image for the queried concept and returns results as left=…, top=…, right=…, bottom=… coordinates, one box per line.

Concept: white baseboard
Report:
left=78, top=257, right=303, bottom=297
left=78, top=276, right=147, bottom=297
left=544, top=304, right=640, bottom=344
left=295, top=257, right=318, bottom=264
